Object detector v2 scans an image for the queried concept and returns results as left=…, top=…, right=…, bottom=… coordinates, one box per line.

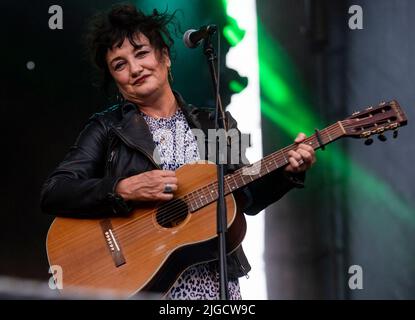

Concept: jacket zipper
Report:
left=233, top=250, right=250, bottom=279
left=108, top=150, right=115, bottom=162
left=106, top=150, right=115, bottom=176
left=111, top=127, right=161, bottom=169
left=240, top=262, right=250, bottom=279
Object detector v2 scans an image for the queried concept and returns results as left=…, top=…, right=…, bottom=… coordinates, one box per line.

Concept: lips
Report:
left=133, top=75, right=150, bottom=85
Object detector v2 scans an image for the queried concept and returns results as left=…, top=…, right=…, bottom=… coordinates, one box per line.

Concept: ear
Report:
left=162, top=48, right=171, bottom=68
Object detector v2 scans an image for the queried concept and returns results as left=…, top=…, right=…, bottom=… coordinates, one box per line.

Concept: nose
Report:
left=130, top=61, right=144, bottom=78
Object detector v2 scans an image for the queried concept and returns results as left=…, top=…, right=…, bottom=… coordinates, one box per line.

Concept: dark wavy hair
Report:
left=85, top=3, right=178, bottom=95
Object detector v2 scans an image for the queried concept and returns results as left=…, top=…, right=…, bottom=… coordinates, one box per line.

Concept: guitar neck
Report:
left=186, top=121, right=346, bottom=212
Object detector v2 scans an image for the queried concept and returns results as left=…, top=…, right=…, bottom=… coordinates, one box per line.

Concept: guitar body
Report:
left=46, top=163, right=247, bottom=297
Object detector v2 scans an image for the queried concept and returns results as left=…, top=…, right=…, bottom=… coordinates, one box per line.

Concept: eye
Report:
left=114, top=62, right=125, bottom=71
left=135, top=51, right=149, bottom=58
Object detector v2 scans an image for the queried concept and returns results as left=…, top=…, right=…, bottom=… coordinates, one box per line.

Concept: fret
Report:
left=262, top=161, right=269, bottom=176
left=190, top=202, right=195, bottom=212
left=198, top=187, right=207, bottom=206
left=185, top=194, right=195, bottom=212
left=283, top=152, right=288, bottom=164
left=240, top=171, right=247, bottom=185
left=231, top=174, right=239, bottom=191
left=270, top=154, right=278, bottom=168
left=193, top=188, right=201, bottom=208
left=204, top=187, right=212, bottom=204
left=246, top=167, right=254, bottom=181
left=226, top=175, right=236, bottom=192
left=273, top=157, right=279, bottom=169
left=266, top=159, right=273, bottom=172
left=210, top=187, right=217, bottom=201
left=264, top=161, right=270, bottom=174
left=261, top=162, right=267, bottom=176
left=197, top=188, right=204, bottom=207
left=327, top=129, right=333, bottom=142
left=308, top=139, right=314, bottom=148
left=200, top=187, right=207, bottom=206
left=224, top=177, right=232, bottom=194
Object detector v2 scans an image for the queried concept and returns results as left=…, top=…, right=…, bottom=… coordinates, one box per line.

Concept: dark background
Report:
left=0, top=0, right=414, bottom=299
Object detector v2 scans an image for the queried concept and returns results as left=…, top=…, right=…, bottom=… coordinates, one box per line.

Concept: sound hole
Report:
left=156, top=199, right=189, bottom=228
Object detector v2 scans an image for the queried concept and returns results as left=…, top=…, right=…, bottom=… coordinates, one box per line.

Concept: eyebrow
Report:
left=109, top=44, right=148, bottom=65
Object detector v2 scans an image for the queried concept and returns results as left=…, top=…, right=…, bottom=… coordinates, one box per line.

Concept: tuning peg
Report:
left=393, top=130, right=398, bottom=139
left=378, top=134, right=387, bottom=142
left=364, top=138, right=374, bottom=146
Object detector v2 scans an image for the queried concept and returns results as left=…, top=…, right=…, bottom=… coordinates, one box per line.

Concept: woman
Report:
left=40, top=4, right=316, bottom=300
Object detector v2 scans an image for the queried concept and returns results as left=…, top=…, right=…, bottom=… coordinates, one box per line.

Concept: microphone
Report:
left=183, top=24, right=217, bottom=48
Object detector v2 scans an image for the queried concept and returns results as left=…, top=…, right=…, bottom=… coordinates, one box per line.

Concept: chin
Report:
left=136, top=84, right=163, bottom=96
left=127, top=89, right=153, bottom=100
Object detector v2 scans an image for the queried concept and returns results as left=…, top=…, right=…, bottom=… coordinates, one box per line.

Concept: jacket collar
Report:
left=112, top=91, right=206, bottom=166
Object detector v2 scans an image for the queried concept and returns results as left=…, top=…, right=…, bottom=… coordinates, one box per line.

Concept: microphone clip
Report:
left=183, top=24, right=217, bottom=49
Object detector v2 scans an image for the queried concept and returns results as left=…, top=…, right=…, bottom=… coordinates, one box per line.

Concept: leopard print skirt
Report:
left=166, top=262, right=242, bottom=300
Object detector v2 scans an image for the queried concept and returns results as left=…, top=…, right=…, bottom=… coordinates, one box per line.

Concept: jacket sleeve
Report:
left=40, top=116, right=128, bottom=217
left=225, top=111, right=305, bottom=216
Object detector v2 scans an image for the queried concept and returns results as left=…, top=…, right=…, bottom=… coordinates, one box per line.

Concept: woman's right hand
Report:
left=115, top=170, right=178, bottom=202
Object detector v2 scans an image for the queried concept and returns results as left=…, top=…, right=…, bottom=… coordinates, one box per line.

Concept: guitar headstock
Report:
left=341, top=100, right=407, bottom=143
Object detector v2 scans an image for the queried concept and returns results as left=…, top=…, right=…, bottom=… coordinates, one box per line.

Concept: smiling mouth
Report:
left=133, top=75, right=149, bottom=85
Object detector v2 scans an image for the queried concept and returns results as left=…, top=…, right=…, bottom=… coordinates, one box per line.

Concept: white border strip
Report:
left=225, top=0, right=266, bottom=300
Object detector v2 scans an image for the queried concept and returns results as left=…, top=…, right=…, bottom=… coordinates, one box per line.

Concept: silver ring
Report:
left=298, top=159, right=304, bottom=166
left=163, top=184, right=173, bottom=193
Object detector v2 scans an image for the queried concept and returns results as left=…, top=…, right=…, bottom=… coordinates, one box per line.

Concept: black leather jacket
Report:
left=40, top=93, right=304, bottom=279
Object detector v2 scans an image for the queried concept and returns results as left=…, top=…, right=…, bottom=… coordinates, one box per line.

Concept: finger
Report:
left=298, top=143, right=314, bottom=154
left=159, top=182, right=178, bottom=194
left=284, top=164, right=294, bottom=173
left=163, top=177, right=178, bottom=185
left=151, top=170, right=175, bottom=178
left=288, top=150, right=303, bottom=162
left=160, top=170, right=176, bottom=177
left=297, top=149, right=312, bottom=163
left=294, top=132, right=307, bottom=143
left=164, top=183, right=178, bottom=192
left=288, top=157, right=300, bottom=171
left=157, top=193, right=174, bottom=201
left=298, top=145, right=316, bottom=165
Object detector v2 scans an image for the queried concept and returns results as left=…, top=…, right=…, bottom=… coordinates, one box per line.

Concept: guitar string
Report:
left=114, top=123, right=342, bottom=240
left=111, top=124, right=344, bottom=248
left=112, top=123, right=343, bottom=240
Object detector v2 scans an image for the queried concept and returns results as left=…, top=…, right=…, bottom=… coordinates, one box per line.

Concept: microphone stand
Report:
left=202, top=29, right=230, bottom=300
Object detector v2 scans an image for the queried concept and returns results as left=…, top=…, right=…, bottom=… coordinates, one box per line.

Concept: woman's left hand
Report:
left=284, top=133, right=316, bottom=173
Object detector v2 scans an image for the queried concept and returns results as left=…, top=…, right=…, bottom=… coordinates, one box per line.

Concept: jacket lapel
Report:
left=110, top=93, right=215, bottom=167
left=111, top=103, right=161, bottom=168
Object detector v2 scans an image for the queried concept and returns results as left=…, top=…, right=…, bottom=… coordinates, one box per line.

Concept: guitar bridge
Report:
left=100, top=219, right=126, bottom=267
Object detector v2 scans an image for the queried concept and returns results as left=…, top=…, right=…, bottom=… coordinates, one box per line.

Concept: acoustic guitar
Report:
left=46, top=100, right=407, bottom=298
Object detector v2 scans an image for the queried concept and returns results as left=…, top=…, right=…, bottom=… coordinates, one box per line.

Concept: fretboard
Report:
left=185, top=121, right=345, bottom=212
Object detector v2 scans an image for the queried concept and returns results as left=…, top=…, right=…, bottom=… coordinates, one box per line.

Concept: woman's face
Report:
left=106, top=33, right=171, bottom=102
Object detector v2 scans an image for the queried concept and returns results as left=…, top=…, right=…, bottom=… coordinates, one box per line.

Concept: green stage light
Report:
left=258, top=20, right=415, bottom=223
left=229, top=80, right=245, bottom=94
left=223, top=17, right=246, bottom=47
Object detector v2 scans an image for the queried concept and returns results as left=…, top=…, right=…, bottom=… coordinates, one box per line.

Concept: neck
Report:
left=131, top=88, right=177, bottom=118
left=184, top=121, right=346, bottom=213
